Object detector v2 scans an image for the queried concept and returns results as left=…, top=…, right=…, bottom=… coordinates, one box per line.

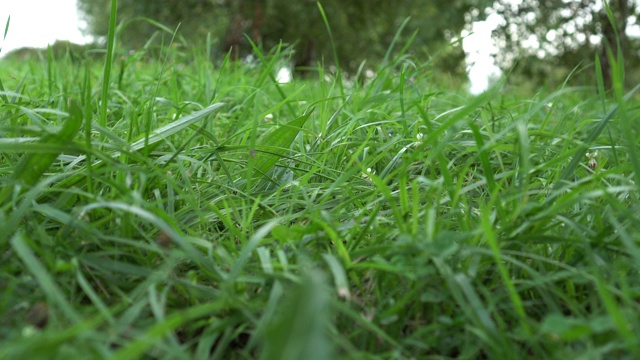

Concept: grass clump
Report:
left=1, top=18, right=640, bottom=360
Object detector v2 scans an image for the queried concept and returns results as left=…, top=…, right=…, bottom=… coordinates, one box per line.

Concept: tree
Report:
left=78, top=0, right=227, bottom=50
left=473, top=0, right=640, bottom=88
left=78, top=0, right=489, bottom=76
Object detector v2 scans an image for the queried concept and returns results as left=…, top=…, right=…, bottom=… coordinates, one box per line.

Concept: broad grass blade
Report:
left=251, top=108, right=314, bottom=180
left=1, top=99, right=82, bottom=204
left=260, top=270, right=333, bottom=360
left=52, top=103, right=225, bottom=191
left=128, top=102, right=225, bottom=152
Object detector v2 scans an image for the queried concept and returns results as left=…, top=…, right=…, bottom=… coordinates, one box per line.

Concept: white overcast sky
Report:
left=0, top=0, right=500, bottom=93
left=0, top=0, right=91, bottom=53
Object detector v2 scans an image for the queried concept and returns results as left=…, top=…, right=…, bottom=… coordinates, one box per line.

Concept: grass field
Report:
left=1, top=16, right=640, bottom=359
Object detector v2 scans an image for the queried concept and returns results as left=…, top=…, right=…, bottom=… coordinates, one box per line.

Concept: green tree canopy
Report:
left=78, top=0, right=489, bottom=75
left=473, top=0, right=640, bottom=88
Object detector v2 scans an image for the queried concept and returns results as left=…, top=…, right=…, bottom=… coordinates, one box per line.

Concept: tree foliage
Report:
left=78, top=0, right=488, bottom=74
left=474, top=0, right=640, bottom=88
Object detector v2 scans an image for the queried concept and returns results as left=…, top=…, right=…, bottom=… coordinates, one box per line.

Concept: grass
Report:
left=1, top=14, right=640, bottom=360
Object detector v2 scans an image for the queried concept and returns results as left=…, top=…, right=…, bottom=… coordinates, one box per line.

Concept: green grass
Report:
left=2, top=20, right=640, bottom=360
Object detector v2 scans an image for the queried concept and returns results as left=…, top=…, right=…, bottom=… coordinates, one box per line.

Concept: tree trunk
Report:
left=251, top=1, right=264, bottom=45
left=223, top=1, right=265, bottom=61
left=224, top=13, right=244, bottom=60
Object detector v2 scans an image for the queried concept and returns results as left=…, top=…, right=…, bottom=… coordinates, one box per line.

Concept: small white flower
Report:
left=586, top=150, right=598, bottom=170
left=361, top=168, right=375, bottom=181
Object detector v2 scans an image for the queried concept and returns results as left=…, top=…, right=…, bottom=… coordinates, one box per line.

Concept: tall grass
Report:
left=1, top=7, right=640, bottom=360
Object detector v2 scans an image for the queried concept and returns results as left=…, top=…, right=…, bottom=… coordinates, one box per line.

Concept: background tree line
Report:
left=78, top=0, right=486, bottom=76
left=471, top=0, right=640, bottom=89
left=77, top=0, right=639, bottom=88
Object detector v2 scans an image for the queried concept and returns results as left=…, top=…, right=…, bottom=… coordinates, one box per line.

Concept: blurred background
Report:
left=1, top=0, right=639, bottom=93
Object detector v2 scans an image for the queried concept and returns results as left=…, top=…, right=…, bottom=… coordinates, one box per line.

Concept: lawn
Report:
left=1, top=28, right=640, bottom=359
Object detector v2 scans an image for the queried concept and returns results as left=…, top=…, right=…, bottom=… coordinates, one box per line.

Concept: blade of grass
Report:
left=594, top=272, right=639, bottom=353
left=322, top=254, right=351, bottom=300
left=10, top=231, right=81, bottom=323
left=98, top=0, right=118, bottom=129
left=52, top=103, right=225, bottom=191
left=555, top=83, right=640, bottom=187
left=83, top=60, right=94, bottom=193
left=250, top=107, right=314, bottom=181
left=1, top=15, right=9, bottom=52
left=381, top=17, right=411, bottom=65
left=113, top=301, right=228, bottom=360
left=480, top=201, right=531, bottom=337
left=244, top=37, right=296, bottom=118
left=595, top=54, right=621, bottom=166
left=128, top=103, right=225, bottom=152
left=260, top=269, right=334, bottom=360
left=1, top=99, right=82, bottom=204
left=78, top=201, right=223, bottom=279
left=317, top=2, right=343, bottom=96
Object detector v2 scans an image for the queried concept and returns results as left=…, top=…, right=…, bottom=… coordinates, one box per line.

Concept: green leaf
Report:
left=251, top=108, right=314, bottom=180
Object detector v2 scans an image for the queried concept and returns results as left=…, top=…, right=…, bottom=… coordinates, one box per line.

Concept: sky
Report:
left=0, top=0, right=500, bottom=93
left=462, top=14, right=503, bottom=94
left=0, top=0, right=91, bottom=53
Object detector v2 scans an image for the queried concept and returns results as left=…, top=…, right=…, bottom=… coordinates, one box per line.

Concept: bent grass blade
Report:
left=54, top=102, right=226, bottom=190
left=1, top=99, right=83, bottom=204
left=251, top=108, right=314, bottom=180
